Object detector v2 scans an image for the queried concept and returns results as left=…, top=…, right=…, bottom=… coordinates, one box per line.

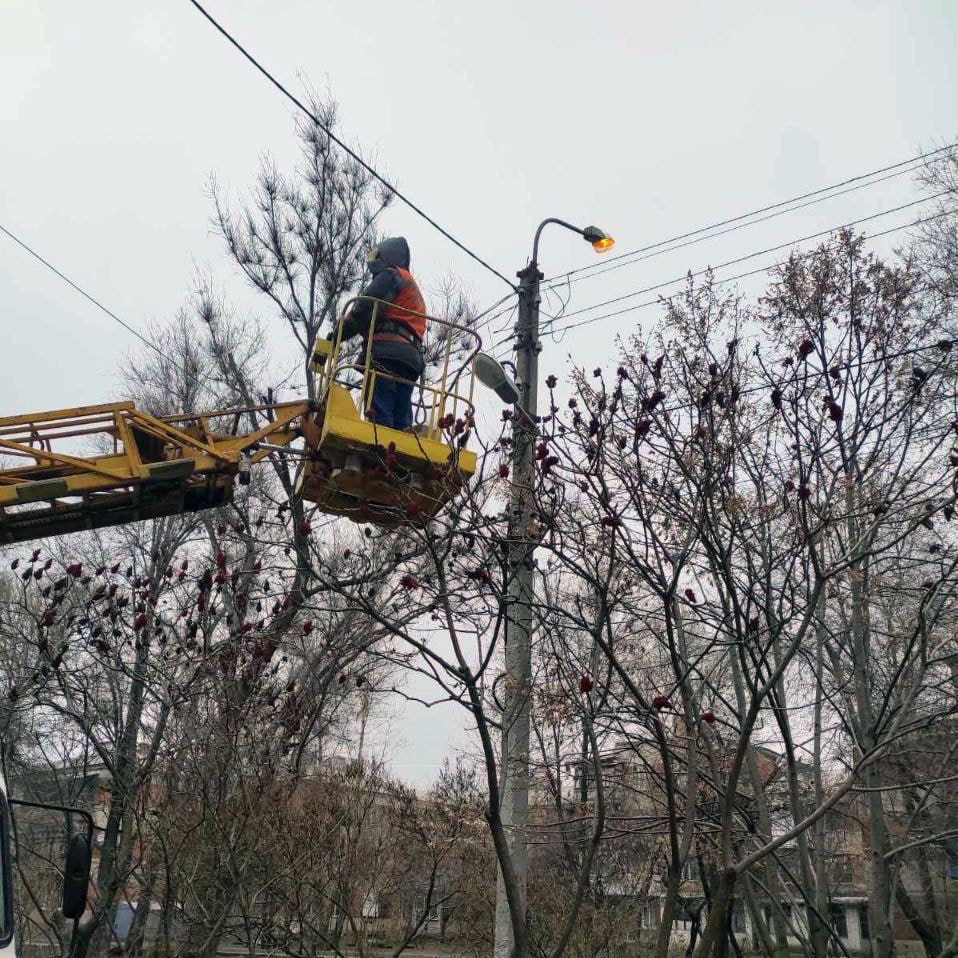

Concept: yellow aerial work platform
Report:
left=297, top=299, right=478, bottom=527
left=0, top=300, right=478, bottom=544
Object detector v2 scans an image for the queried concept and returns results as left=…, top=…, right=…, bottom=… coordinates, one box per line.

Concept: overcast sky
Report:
left=2, top=0, right=956, bottom=785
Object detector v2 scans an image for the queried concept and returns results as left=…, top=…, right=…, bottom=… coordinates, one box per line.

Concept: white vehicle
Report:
left=0, top=775, right=92, bottom=958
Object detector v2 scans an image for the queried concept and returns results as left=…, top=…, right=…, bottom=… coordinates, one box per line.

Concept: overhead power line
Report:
left=489, top=203, right=952, bottom=356
left=536, top=206, right=954, bottom=341
left=546, top=164, right=932, bottom=292
left=186, top=0, right=515, bottom=290
left=0, top=222, right=168, bottom=360
left=480, top=142, right=956, bottom=356
left=542, top=141, right=957, bottom=288
left=545, top=193, right=950, bottom=327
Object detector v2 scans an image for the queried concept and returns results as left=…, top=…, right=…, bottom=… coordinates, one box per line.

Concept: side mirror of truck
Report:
left=61, top=833, right=91, bottom=920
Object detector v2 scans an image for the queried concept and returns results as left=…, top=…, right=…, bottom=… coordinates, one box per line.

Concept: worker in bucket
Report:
left=332, top=237, right=427, bottom=430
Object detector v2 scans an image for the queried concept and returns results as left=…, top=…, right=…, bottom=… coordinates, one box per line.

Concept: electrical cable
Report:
left=484, top=143, right=956, bottom=352
left=0, top=221, right=170, bottom=361
left=470, top=291, right=518, bottom=342
left=540, top=206, right=955, bottom=340
left=488, top=204, right=953, bottom=358
left=542, top=141, right=956, bottom=287
left=539, top=192, right=949, bottom=332
left=186, top=0, right=515, bottom=290
left=544, top=163, right=937, bottom=292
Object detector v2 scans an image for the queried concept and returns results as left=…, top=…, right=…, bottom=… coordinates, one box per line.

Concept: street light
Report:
left=475, top=222, right=613, bottom=410
left=582, top=225, right=615, bottom=253
left=474, top=353, right=520, bottom=405
left=490, top=217, right=613, bottom=958
left=530, top=217, right=615, bottom=268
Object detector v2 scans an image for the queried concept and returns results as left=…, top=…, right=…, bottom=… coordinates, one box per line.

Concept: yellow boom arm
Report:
left=0, top=401, right=311, bottom=545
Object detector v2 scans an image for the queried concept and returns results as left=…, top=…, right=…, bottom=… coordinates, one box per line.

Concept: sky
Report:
left=1, top=0, right=956, bottom=785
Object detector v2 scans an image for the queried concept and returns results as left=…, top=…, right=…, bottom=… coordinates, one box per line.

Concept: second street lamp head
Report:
left=582, top=225, right=614, bottom=253
left=474, top=353, right=520, bottom=405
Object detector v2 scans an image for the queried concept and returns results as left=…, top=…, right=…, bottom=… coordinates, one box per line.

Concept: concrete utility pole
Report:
left=492, top=220, right=613, bottom=958
left=493, top=260, right=540, bottom=958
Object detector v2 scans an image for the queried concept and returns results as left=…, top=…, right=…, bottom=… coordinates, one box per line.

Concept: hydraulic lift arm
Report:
left=0, top=400, right=314, bottom=545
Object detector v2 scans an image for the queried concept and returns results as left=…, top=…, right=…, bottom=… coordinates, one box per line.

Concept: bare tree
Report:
left=310, top=229, right=958, bottom=958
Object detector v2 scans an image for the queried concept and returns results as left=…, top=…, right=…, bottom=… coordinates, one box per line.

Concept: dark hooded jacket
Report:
left=339, top=236, right=425, bottom=378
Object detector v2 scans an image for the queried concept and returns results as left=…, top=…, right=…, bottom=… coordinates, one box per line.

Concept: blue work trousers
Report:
left=367, top=361, right=416, bottom=430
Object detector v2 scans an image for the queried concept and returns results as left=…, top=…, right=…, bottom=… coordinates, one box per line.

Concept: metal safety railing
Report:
left=314, top=298, right=482, bottom=441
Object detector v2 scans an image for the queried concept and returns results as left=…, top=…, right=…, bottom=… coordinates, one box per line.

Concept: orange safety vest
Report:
left=374, top=267, right=427, bottom=343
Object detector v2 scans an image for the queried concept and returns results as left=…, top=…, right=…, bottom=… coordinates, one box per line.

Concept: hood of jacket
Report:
left=369, top=236, right=411, bottom=274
